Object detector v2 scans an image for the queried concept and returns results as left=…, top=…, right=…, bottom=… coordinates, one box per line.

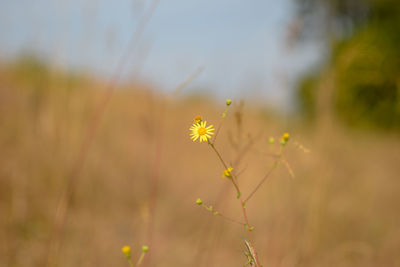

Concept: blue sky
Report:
left=0, top=0, right=322, bottom=107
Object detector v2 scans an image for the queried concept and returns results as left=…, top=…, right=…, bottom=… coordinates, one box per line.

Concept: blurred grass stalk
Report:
left=45, top=1, right=161, bottom=266
left=143, top=66, right=204, bottom=267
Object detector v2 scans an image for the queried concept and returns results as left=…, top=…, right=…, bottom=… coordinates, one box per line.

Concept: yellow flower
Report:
left=189, top=121, right=215, bottom=143
left=121, top=246, right=131, bottom=258
left=222, top=167, right=233, bottom=178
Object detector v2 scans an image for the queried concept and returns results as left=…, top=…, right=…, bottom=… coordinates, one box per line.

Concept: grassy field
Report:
left=1, top=60, right=400, bottom=267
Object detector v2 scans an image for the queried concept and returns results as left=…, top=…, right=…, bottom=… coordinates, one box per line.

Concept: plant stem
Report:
left=136, top=252, right=145, bottom=266
left=244, top=161, right=279, bottom=204
left=208, top=142, right=228, bottom=169
left=207, top=141, right=261, bottom=267
left=244, top=144, right=284, bottom=204
left=217, top=212, right=246, bottom=226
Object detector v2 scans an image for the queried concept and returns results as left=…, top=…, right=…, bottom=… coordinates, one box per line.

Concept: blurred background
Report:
left=0, top=0, right=399, bottom=266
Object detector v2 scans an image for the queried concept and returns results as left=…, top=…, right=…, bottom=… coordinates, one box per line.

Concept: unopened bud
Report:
left=196, top=198, right=203, bottom=205
left=121, top=246, right=131, bottom=258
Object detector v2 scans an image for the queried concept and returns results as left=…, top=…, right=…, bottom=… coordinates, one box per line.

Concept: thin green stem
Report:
left=136, top=252, right=145, bottom=266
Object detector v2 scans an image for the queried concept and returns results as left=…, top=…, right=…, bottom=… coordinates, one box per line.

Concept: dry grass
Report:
left=1, top=63, right=400, bottom=267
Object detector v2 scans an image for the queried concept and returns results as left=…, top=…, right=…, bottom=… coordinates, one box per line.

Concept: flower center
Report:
left=197, top=127, right=207, bottom=136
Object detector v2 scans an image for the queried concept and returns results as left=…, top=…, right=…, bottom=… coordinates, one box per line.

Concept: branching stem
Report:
left=207, top=140, right=261, bottom=267
left=244, top=145, right=285, bottom=204
left=217, top=213, right=246, bottom=226
left=244, top=161, right=279, bottom=204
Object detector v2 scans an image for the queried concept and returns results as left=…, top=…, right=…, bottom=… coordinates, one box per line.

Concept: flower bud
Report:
left=196, top=198, right=203, bottom=205
left=280, top=132, right=290, bottom=146
left=222, top=167, right=233, bottom=178
left=282, top=133, right=290, bottom=142
left=194, top=115, right=202, bottom=123
left=121, top=246, right=131, bottom=258
left=268, top=137, right=275, bottom=144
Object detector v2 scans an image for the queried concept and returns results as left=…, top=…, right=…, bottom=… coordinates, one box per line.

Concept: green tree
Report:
left=296, top=0, right=400, bottom=129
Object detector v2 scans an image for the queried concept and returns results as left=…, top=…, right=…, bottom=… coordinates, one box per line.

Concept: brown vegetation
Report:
left=1, top=63, right=399, bottom=266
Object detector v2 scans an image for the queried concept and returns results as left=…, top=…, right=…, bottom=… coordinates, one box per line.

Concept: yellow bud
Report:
left=142, top=245, right=149, bottom=253
left=196, top=198, right=203, bottom=205
left=222, top=167, right=233, bottom=178
left=280, top=133, right=290, bottom=146
left=121, top=246, right=131, bottom=258
left=268, top=137, right=275, bottom=144
left=226, top=99, right=232, bottom=106
left=282, top=133, right=290, bottom=142
left=194, top=115, right=202, bottom=124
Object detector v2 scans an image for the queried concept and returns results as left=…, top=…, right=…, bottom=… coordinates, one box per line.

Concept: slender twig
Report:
left=208, top=142, right=228, bottom=170
left=227, top=131, right=238, bottom=149
left=218, top=215, right=244, bottom=226
left=146, top=66, right=204, bottom=266
left=234, top=165, right=248, bottom=178
left=170, top=66, right=204, bottom=99
left=145, top=100, right=164, bottom=266
left=194, top=132, right=258, bottom=266
left=45, top=1, right=161, bottom=266
left=206, top=141, right=261, bottom=267
left=244, top=161, right=279, bottom=204
left=212, top=103, right=233, bottom=145
left=212, top=121, right=224, bottom=145
left=244, top=143, right=288, bottom=204
left=137, top=252, right=146, bottom=266
left=281, top=154, right=295, bottom=178
left=215, top=212, right=245, bottom=226
left=252, top=150, right=281, bottom=158
left=233, top=132, right=262, bottom=168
